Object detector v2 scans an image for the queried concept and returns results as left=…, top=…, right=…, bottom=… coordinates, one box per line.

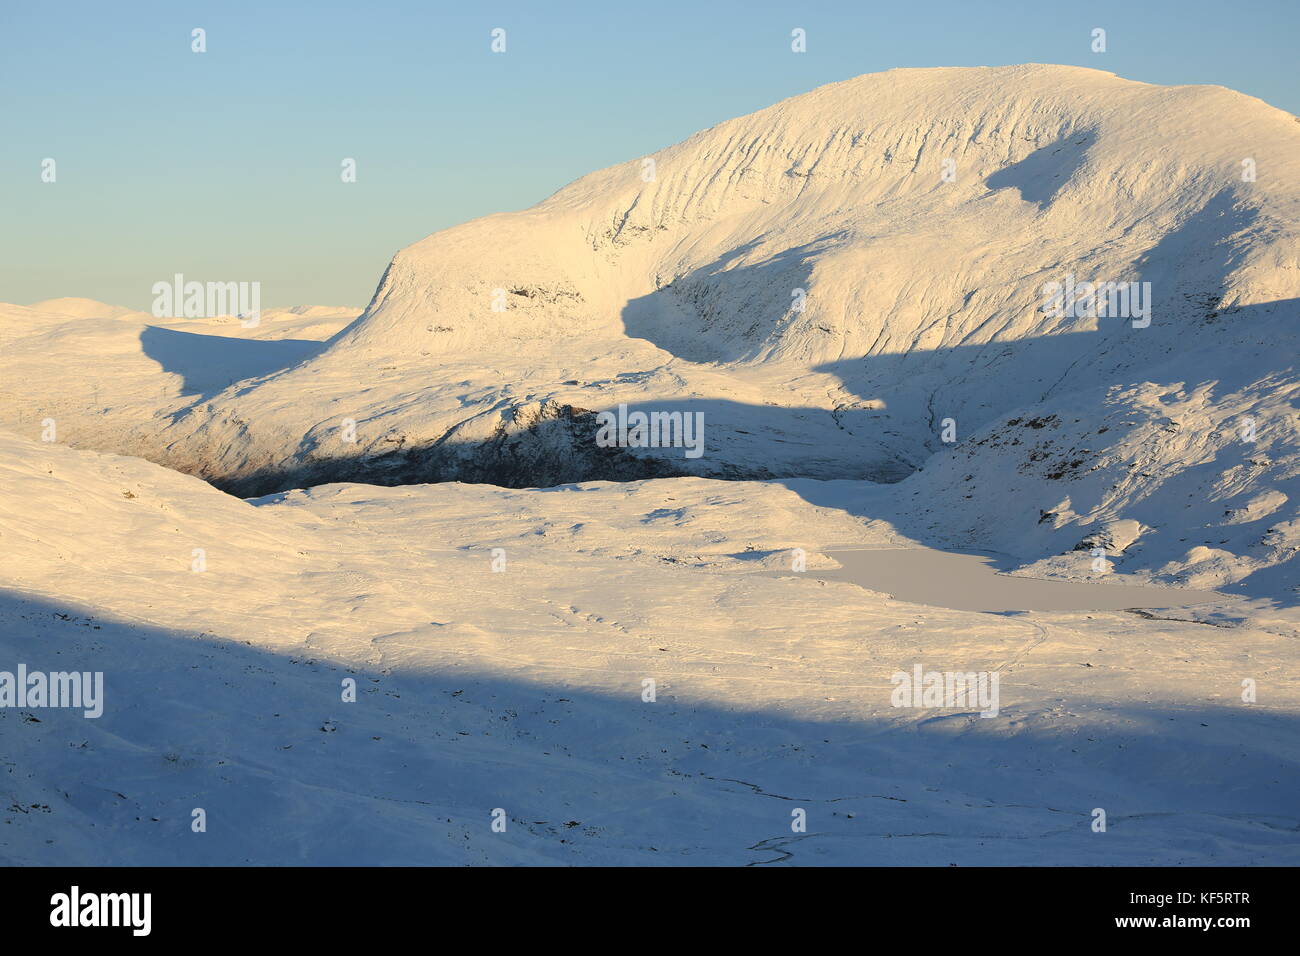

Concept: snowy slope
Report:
left=7, top=63, right=1285, bottom=596
left=3, top=430, right=1298, bottom=865
left=0, top=300, right=356, bottom=462
left=1, top=64, right=1297, bottom=601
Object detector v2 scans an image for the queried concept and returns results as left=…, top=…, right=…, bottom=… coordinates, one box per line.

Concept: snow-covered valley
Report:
left=3, top=431, right=1297, bottom=865
left=2, top=64, right=1298, bottom=866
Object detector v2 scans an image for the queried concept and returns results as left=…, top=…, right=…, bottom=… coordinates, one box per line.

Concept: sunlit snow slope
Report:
left=3, top=64, right=1298, bottom=596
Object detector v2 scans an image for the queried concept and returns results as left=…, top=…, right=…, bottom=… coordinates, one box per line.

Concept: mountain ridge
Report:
left=4, top=64, right=1298, bottom=597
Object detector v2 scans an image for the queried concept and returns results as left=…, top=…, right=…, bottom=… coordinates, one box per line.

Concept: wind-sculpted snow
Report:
left=3, top=64, right=1298, bottom=596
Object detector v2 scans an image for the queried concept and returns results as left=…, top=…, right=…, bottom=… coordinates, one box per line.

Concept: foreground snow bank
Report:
left=2, top=432, right=1297, bottom=864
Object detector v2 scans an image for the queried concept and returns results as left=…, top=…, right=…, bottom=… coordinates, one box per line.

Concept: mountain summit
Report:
left=8, top=65, right=1300, bottom=595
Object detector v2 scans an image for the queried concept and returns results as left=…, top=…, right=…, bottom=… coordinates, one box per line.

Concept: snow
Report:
left=2, top=64, right=1298, bottom=865
left=1, top=431, right=1297, bottom=864
left=4, top=65, right=1294, bottom=593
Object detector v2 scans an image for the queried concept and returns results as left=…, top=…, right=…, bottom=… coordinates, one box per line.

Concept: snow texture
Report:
left=2, top=65, right=1298, bottom=865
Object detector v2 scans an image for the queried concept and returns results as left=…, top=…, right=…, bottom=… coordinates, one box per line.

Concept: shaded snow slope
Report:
left=0, top=302, right=356, bottom=461
left=2, top=431, right=1298, bottom=864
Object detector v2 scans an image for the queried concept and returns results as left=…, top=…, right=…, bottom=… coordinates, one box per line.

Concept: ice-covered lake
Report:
left=807, top=547, right=1222, bottom=612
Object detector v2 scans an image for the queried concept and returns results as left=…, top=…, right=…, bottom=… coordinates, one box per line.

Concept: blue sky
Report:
left=2, top=0, right=1297, bottom=309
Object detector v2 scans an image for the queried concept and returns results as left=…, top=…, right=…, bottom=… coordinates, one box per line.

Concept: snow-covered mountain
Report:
left=4, top=64, right=1300, bottom=867
left=4, top=64, right=1298, bottom=597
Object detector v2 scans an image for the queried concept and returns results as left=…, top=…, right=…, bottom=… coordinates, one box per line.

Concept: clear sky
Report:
left=2, top=0, right=1297, bottom=310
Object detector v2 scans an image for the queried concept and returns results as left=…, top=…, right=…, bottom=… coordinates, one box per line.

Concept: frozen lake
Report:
left=805, top=547, right=1223, bottom=613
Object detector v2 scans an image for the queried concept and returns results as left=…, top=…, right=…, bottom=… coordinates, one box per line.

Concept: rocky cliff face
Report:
left=211, top=400, right=690, bottom=498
